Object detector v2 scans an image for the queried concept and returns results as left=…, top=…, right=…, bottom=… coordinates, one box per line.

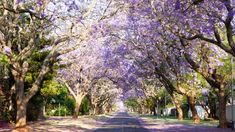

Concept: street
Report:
left=93, top=112, right=149, bottom=132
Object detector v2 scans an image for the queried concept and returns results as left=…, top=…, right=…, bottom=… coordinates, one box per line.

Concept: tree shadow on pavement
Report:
left=144, top=122, right=234, bottom=132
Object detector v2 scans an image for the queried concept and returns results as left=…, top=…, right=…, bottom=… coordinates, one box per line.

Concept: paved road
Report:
left=93, top=112, right=149, bottom=132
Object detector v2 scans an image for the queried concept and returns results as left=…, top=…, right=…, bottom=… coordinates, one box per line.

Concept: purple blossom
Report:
left=16, top=0, right=22, bottom=4
left=228, top=10, right=235, bottom=17
left=175, top=0, right=181, bottom=10
left=130, top=0, right=137, bottom=4
left=37, top=0, right=43, bottom=7
left=18, top=15, right=23, bottom=20
left=77, top=16, right=83, bottom=23
left=115, top=44, right=128, bottom=56
left=29, top=7, right=35, bottom=12
left=4, top=47, right=11, bottom=54
left=40, top=13, right=46, bottom=18
left=91, top=24, right=98, bottom=32
left=202, top=89, right=209, bottom=96
left=68, top=1, right=79, bottom=12
left=49, top=17, right=56, bottom=22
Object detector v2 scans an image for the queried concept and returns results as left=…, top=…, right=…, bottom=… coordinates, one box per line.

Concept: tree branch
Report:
left=0, top=5, right=45, bottom=20
left=64, top=82, right=77, bottom=100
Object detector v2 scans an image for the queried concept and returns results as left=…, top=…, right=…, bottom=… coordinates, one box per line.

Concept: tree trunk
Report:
left=93, top=103, right=97, bottom=115
left=172, top=94, right=183, bottom=120
left=106, top=106, right=111, bottom=113
left=73, top=104, right=80, bottom=118
left=218, top=87, right=228, bottom=128
left=13, top=60, right=50, bottom=127
left=94, top=104, right=103, bottom=115
left=94, top=106, right=99, bottom=115
left=89, top=104, right=95, bottom=115
left=139, top=105, right=143, bottom=114
left=38, top=101, right=46, bottom=120
left=175, top=102, right=183, bottom=120
left=15, top=101, right=27, bottom=127
left=212, top=99, right=217, bottom=118
left=15, top=76, right=27, bottom=127
left=187, top=96, right=200, bottom=123
left=153, top=107, right=157, bottom=116
left=73, top=98, right=83, bottom=118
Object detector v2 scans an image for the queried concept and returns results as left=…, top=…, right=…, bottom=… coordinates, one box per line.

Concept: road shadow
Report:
left=141, top=119, right=234, bottom=132
left=92, top=112, right=150, bottom=132
left=146, top=124, right=233, bottom=132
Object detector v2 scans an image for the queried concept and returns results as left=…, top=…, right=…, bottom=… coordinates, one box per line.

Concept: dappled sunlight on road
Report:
left=140, top=116, right=234, bottom=132
left=27, top=116, right=110, bottom=132
left=1, top=113, right=234, bottom=132
left=93, top=112, right=149, bottom=132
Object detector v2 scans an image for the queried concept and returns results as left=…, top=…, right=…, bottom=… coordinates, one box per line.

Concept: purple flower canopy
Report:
left=175, top=0, right=181, bottom=10
left=16, top=0, right=231, bottom=102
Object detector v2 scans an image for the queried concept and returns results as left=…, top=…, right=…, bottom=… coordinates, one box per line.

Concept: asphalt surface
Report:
left=93, top=112, right=149, bottom=132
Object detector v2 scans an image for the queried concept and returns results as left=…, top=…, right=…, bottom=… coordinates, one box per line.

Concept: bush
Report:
left=53, top=106, right=69, bottom=116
